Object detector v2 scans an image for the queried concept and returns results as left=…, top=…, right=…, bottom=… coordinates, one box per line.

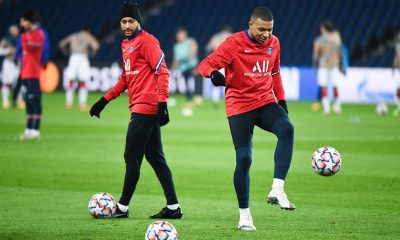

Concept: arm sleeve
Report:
left=104, top=68, right=128, bottom=102
left=41, top=29, right=50, bottom=65
left=197, top=37, right=234, bottom=77
left=15, top=35, right=22, bottom=61
left=271, top=41, right=285, bottom=101
left=141, top=36, right=169, bottom=102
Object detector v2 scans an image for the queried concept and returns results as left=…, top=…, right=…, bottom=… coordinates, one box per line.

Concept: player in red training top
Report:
left=18, top=11, right=45, bottom=140
left=198, top=7, right=295, bottom=230
left=89, top=0, right=182, bottom=219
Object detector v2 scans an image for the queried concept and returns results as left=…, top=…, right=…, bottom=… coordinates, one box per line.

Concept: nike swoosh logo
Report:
left=244, top=50, right=252, bottom=53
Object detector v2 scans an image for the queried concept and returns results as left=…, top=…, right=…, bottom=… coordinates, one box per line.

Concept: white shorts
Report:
left=317, top=67, right=340, bottom=87
left=2, top=58, right=19, bottom=85
left=65, top=53, right=91, bottom=82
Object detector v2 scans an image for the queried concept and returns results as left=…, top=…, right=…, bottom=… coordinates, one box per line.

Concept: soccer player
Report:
left=312, top=20, right=343, bottom=115
left=198, top=7, right=295, bottom=231
left=18, top=11, right=46, bottom=140
left=0, top=24, right=20, bottom=109
left=172, top=28, right=200, bottom=116
left=13, top=19, right=50, bottom=110
left=89, top=0, right=182, bottom=219
left=59, top=26, right=100, bottom=111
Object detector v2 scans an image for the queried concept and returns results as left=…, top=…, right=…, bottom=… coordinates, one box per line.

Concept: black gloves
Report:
left=90, top=97, right=109, bottom=118
left=210, top=70, right=226, bottom=87
left=278, top=100, right=288, bottom=114
left=157, top=102, right=170, bottom=126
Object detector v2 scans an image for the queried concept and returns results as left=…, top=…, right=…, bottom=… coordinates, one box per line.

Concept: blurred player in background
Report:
left=313, top=20, right=343, bottom=115
left=89, top=0, right=182, bottom=219
left=393, top=25, right=400, bottom=117
left=172, top=28, right=200, bottom=116
left=205, top=25, right=232, bottom=107
left=13, top=18, right=50, bottom=110
left=198, top=7, right=295, bottom=231
left=59, top=26, right=99, bottom=111
left=18, top=11, right=45, bottom=140
left=0, top=24, right=20, bottom=109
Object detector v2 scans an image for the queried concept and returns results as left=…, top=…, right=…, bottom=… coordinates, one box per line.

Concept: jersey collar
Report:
left=244, top=29, right=272, bottom=46
left=244, top=29, right=257, bottom=43
left=127, top=29, right=143, bottom=41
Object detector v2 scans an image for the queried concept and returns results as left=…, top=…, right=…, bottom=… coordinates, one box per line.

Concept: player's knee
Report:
left=273, top=118, right=294, bottom=139
left=69, top=80, right=75, bottom=89
left=321, top=87, right=327, bottom=97
left=124, top=150, right=134, bottom=165
left=236, top=147, right=252, bottom=170
left=79, top=81, right=87, bottom=89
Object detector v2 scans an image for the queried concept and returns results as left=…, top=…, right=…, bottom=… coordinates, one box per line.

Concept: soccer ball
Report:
left=311, top=146, right=342, bottom=176
left=88, top=192, right=117, bottom=219
left=376, top=102, right=388, bottom=116
left=145, top=221, right=178, bottom=240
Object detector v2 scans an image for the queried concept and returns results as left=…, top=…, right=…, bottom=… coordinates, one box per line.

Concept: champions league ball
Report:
left=88, top=192, right=117, bottom=218
left=311, top=146, right=342, bottom=176
left=145, top=221, right=178, bottom=240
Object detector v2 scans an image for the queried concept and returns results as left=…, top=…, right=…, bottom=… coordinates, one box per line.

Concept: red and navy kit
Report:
left=198, top=30, right=285, bottom=117
left=20, top=28, right=45, bottom=80
left=104, top=30, right=169, bottom=114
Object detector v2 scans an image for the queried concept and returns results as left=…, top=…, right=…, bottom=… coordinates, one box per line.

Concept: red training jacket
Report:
left=198, top=30, right=285, bottom=117
left=104, top=30, right=169, bottom=114
left=20, top=28, right=45, bottom=79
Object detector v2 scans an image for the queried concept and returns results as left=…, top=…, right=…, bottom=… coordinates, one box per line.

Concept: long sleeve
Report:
left=41, top=29, right=51, bottom=65
left=141, top=37, right=169, bottom=102
left=104, top=68, right=128, bottom=101
left=15, top=35, right=22, bottom=61
left=271, top=42, right=285, bottom=101
left=198, top=37, right=234, bottom=77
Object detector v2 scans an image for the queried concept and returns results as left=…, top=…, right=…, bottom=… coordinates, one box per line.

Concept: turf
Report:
left=0, top=92, right=399, bottom=239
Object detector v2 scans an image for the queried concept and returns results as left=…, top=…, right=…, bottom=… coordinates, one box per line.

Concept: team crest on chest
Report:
left=267, top=47, right=273, bottom=55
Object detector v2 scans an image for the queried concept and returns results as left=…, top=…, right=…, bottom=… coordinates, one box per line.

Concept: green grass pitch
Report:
left=1, top=92, right=399, bottom=239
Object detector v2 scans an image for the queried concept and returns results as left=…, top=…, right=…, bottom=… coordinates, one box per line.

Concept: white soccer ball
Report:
left=311, top=146, right=342, bottom=176
left=145, top=221, right=178, bottom=240
left=376, top=102, right=388, bottom=116
left=88, top=192, right=117, bottom=219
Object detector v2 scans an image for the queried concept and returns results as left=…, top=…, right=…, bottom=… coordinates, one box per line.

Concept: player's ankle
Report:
left=117, top=202, right=128, bottom=212
left=167, top=203, right=180, bottom=210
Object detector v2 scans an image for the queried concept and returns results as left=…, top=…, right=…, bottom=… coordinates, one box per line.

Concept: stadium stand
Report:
left=1, top=0, right=400, bottom=67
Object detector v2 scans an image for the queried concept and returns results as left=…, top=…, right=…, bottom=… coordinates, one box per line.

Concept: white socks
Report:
left=322, top=97, right=330, bottom=114
left=239, top=208, right=253, bottom=222
left=167, top=203, right=180, bottom=210
left=272, top=178, right=285, bottom=190
left=117, top=203, right=128, bottom=212
left=116, top=203, right=179, bottom=213
left=79, top=87, right=88, bottom=106
left=2, top=86, right=10, bottom=105
left=66, top=88, right=74, bottom=105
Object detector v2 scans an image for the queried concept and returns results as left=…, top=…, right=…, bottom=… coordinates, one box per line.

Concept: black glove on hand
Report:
left=210, top=70, right=226, bottom=87
left=90, top=97, right=109, bottom=118
left=157, top=102, right=170, bottom=126
left=278, top=100, right=288, bottom=114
